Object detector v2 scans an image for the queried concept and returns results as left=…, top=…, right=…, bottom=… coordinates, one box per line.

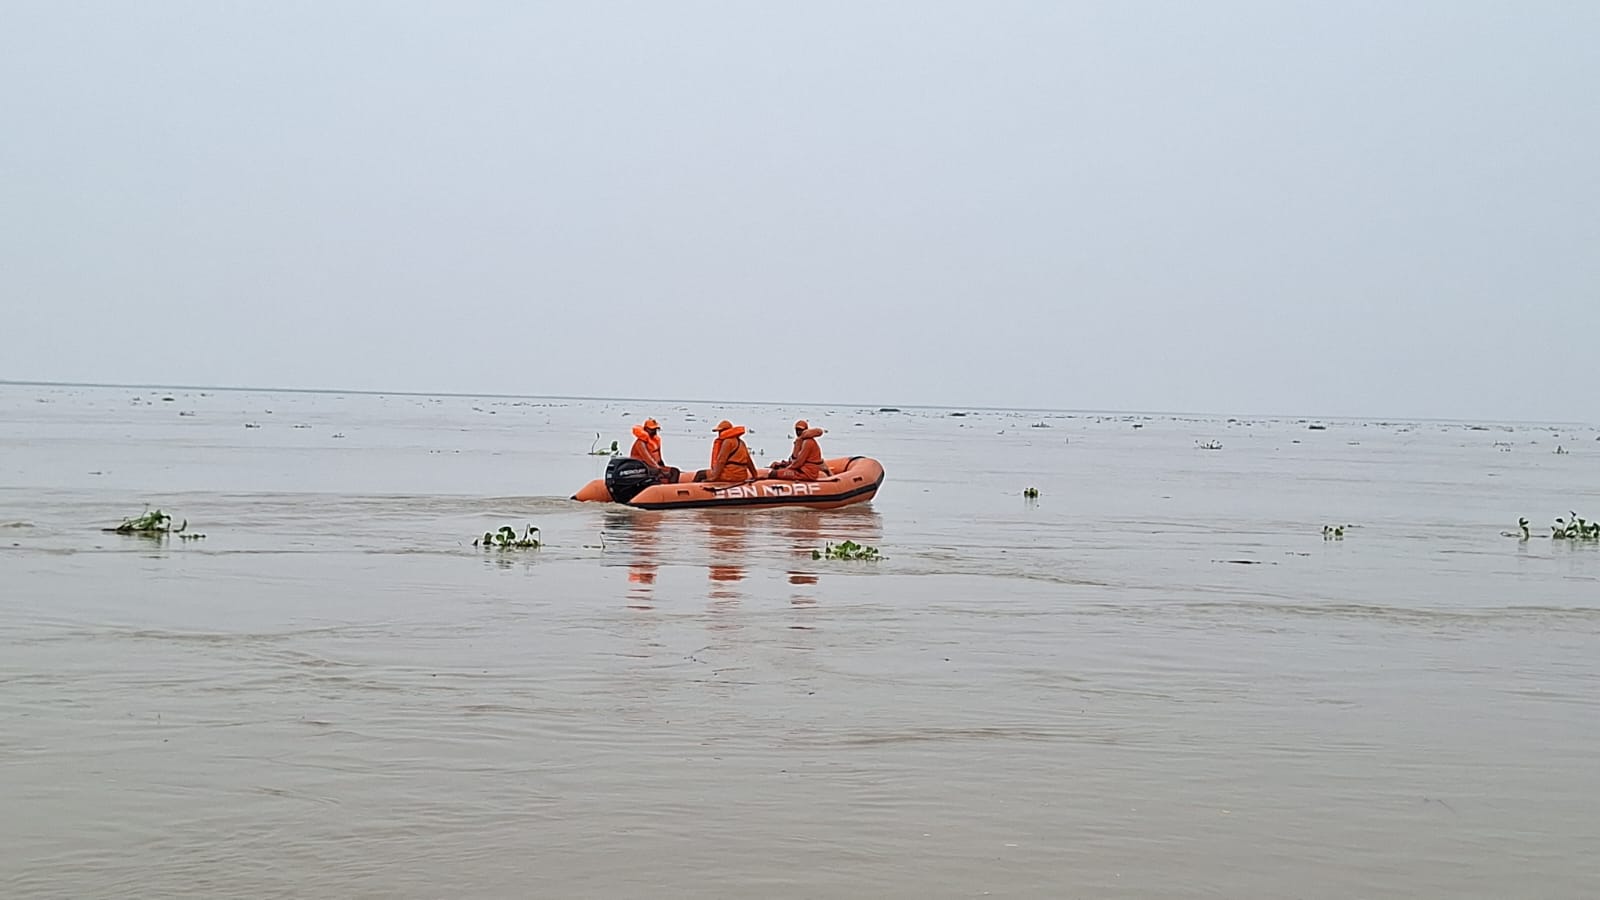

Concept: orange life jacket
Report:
left=630, top=426, right=663, bottom=467
left=708, top=427, right=757, bottom=482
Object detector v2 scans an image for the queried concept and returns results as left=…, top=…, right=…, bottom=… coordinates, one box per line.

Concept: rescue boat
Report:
left=572, top=456, right=885, bottom=510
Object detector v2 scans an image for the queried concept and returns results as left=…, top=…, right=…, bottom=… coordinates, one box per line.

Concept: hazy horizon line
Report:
left=1, top=378, right=1591, bottom=429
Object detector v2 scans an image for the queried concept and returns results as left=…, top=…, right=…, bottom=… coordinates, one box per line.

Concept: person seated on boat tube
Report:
left=630, top=418, right=666, bottom=467
left=695, top=420, right=759, bottom=483
left=629, top=417, right=679, bottom=484
left=768, top=420, right=828, bottom=481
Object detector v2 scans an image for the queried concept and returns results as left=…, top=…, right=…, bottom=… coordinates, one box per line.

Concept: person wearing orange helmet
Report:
left=768, top=419, right=827, bottom=481
left=698, top=420, right=758, bottom=483
left=629, top=418, right=666, bottom=468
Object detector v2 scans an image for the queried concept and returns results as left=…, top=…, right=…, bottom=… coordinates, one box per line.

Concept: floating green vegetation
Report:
left=589, top=433, right=620, bottom=456
left=103, top=508, right=206, bottom=540
left=812, top=540, right=883, bottom=561
left=1322, top=525, right=1347, bottom=539
left=1023, top=487, right=1040, bottom=499
left=1551, top=513, right=1599, bottom=541
left=475, top=525, right=541, bottom=550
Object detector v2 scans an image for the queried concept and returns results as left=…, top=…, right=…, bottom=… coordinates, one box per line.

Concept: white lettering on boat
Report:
left=718, top=481, right=823, bottom=499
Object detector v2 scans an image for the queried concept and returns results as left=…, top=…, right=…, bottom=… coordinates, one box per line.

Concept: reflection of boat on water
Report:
left=779, top=506, right=882, bottom=593
left=595, top=505, right=882, bottom=609
left=573, top=456, right=885, bottom=511
left=702, top=511, right=747, bottom=603
left=602, top=509, right=665, bottom=608
left=781, top=510, right=826, bottom=605
left=598, top=508, right=751, bottom=606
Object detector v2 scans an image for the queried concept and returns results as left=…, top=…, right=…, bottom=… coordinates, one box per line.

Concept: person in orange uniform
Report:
left=629, top=418, right=666, bottom=468
left=768, top=420, right=827, bottom=481
left=699, top=420, right=758, bottom=483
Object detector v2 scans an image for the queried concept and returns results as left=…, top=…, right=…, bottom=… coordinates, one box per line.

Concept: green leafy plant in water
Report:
left=1501, top=517, right=1531, bottom=540
left=1551, top=512, right=1600, bottom=541
left=811, top=540, right=883, bottom=561
left=475, top=525, right=541, bottom=550
left=103, top=507, right=206, bottom=539
left=1023, top=487, right=1040, bottom=499
left=588, top=434, right=620, bottom=456
left=114, top=508, right=169, bottom=533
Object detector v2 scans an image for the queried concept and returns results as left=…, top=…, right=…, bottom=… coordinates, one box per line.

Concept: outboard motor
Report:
left=604, top=457, right=660, bottom=503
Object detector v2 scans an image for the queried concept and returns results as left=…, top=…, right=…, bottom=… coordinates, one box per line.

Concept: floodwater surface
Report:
left=2, top=385, right=1598, bottom=898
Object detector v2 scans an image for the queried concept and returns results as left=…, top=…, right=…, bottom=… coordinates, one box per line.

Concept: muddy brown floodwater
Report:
left=3, top=385, right=1598, bottom=898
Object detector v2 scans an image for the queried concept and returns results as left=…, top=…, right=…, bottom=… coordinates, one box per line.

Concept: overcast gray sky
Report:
left=2, top=2, right=1595, bottom=419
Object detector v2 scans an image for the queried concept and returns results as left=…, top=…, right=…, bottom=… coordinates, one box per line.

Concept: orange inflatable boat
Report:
left=573, top=456, right=885, bottom=510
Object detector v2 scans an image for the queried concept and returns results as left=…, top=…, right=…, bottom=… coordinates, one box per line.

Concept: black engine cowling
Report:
left=604, top=457, right=660, bottom=503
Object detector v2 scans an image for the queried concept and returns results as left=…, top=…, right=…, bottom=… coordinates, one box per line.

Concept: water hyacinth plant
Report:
left=475, top=525, right=542, bottom=549
left=812, top=540, right=883, bottom=561
left=103, top=507, right=206, bottom=540
left=1551, top=513, right=1600, bottom=541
